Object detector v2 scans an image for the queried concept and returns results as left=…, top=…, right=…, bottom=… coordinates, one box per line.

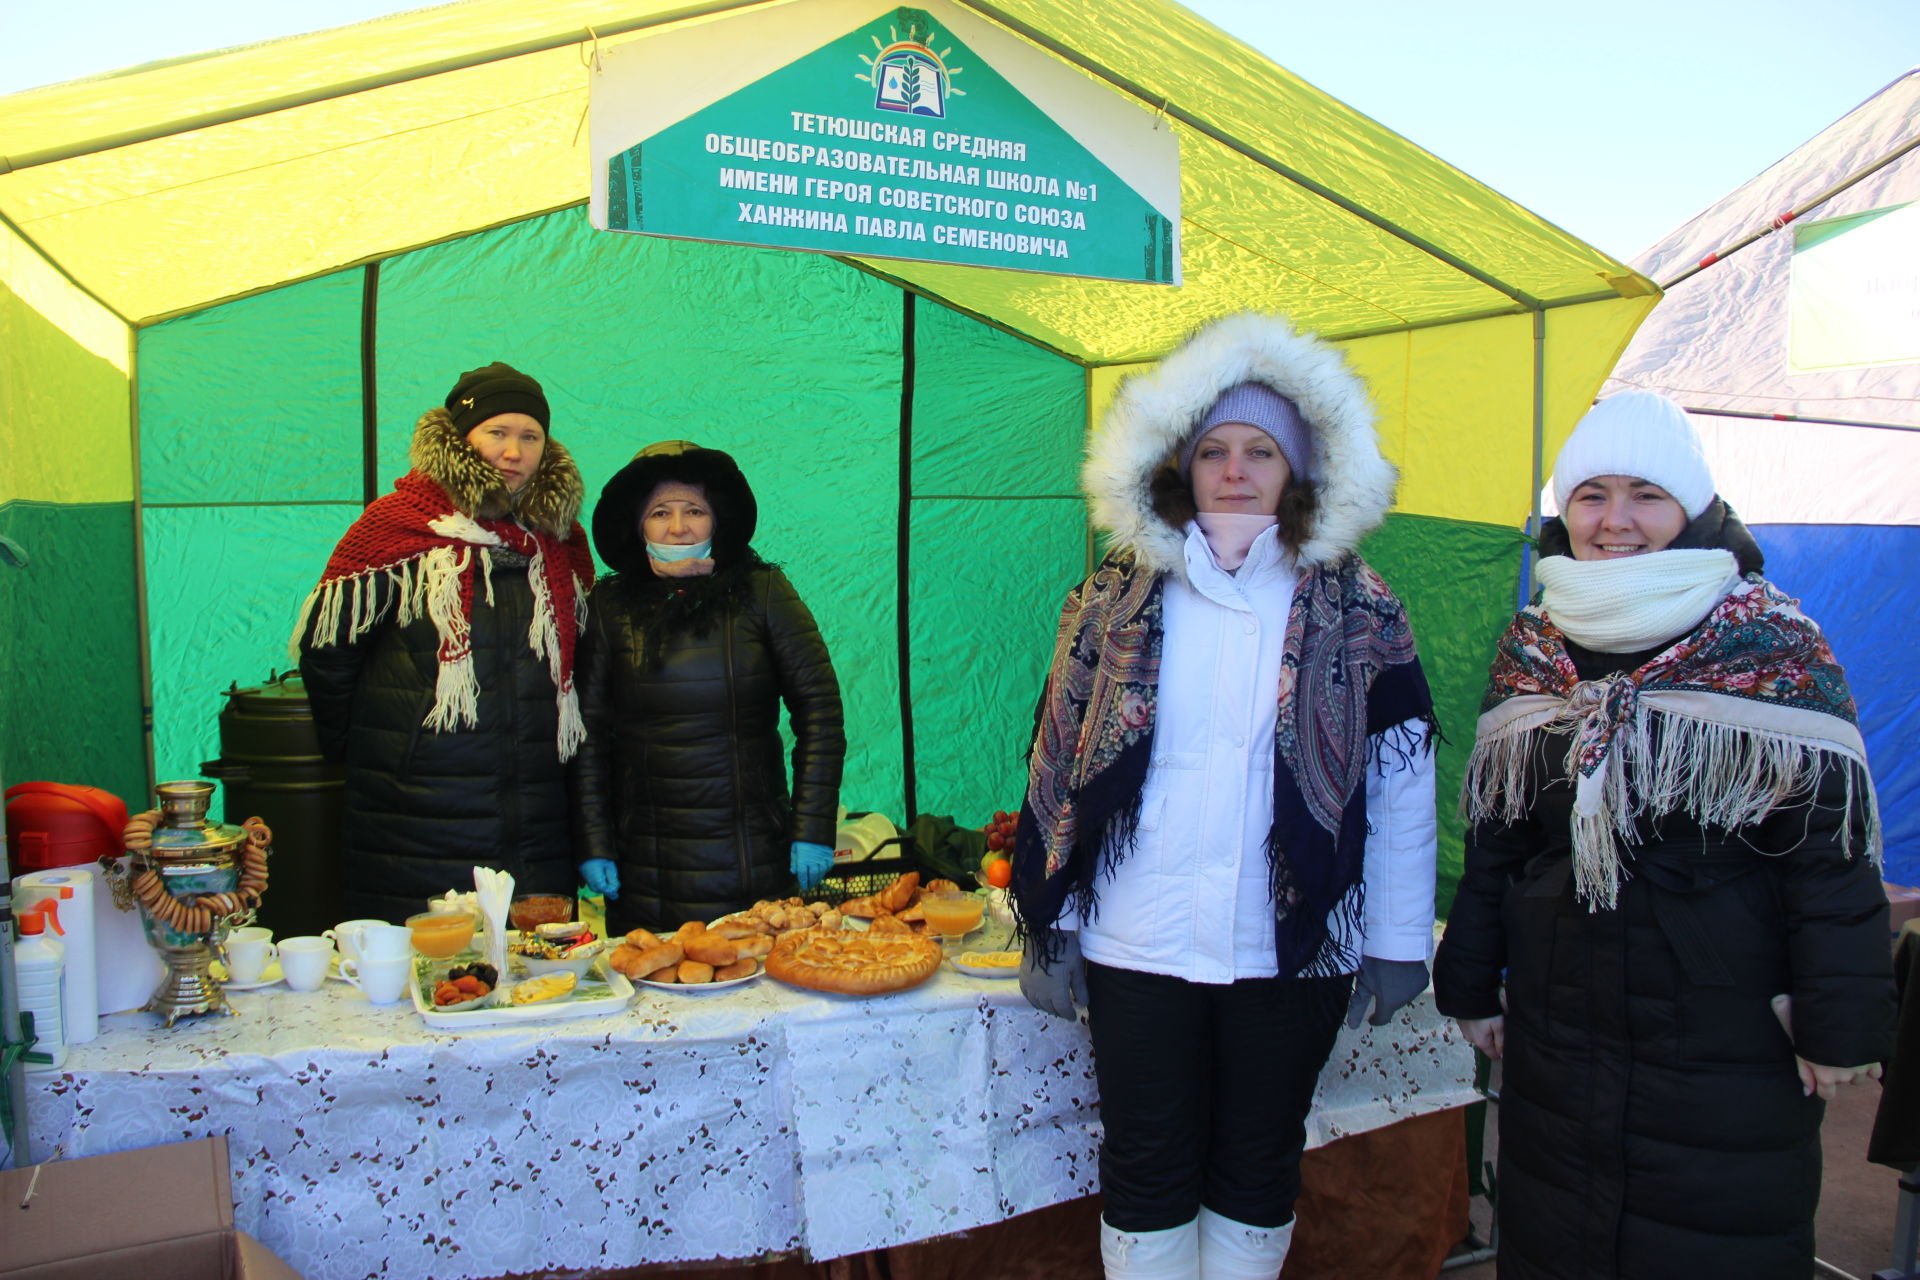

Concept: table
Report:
left=26, top=963, right=1476, bottom=1280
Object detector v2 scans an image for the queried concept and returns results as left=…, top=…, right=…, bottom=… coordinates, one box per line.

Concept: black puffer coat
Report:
left=299, top=410, right=588, bottom=925
left=1435, top=636, right=1895, bottom=1279
left=570, top=442, right=844, bottom=935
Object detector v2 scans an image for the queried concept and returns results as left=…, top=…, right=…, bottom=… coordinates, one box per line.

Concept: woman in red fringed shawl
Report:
left=1010, top=312, right=1440, bottom=1280
left=1434, top=390, right=1895, bottom=1280
left=294, top=363, right=595, bottom=925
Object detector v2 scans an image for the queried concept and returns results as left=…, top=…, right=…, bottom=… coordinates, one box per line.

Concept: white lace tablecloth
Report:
left=25, top=966, right=1475, bottom=1279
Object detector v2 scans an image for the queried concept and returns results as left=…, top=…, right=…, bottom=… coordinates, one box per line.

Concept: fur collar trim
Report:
left=1085, top=312, right=1395, bottom=574
left=410, top=406, right=583, bottom=539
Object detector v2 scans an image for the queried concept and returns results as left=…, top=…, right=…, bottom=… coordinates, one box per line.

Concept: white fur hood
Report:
left=1084, top=312, right=1396, bottom=574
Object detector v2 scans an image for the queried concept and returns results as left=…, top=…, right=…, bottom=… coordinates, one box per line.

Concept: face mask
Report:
left=647, top=538, right=712, bottom=563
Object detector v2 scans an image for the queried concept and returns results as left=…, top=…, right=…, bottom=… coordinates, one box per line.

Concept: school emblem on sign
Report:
left=859, top=20, right=965, bottom=118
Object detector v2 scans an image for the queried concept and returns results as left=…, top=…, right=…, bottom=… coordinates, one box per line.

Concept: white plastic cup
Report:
left=340, top=954, right=411, bottom=1005
left=353, top=924, right=414, bottom=962
left=323, top=918, right=389, bottom=965
left=224, top=926, right=276, bottom=985
left=278, top=937, right=335, bottom=992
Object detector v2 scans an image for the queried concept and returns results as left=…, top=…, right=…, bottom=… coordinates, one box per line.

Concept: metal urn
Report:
left=114, top=780, right=273, bottom=1027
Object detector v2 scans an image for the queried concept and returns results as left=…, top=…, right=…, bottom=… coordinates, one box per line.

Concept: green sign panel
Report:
left=601, top=7, right=1176, bottom=283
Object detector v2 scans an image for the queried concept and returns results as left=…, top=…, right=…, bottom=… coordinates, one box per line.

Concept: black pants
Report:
left=1085, top=961, right=1352, bottom=1232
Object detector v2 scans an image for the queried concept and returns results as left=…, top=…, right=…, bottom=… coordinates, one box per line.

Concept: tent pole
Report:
left=895, top=290, right=918, bottom=823
left=360, top=264, right=380, bottom=506
left=128, top=327, right=157, bottom=792
left=1520, top=308, right=1546, bottom=611
left=1660, top=135, right=1920, bottom=290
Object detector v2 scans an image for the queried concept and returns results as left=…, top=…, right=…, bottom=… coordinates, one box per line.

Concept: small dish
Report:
left=515, top=939, right=607, bottom=978
left=949, top=950, right=1021, bottom=979
left=429, top=989, right=494, bottom=1013
left=635, top=967, right=765, bottom=994
left=213, top=959, right=285, bottom=991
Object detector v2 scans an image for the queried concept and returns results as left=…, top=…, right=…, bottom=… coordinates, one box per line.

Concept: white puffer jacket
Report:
left=1069, top=313, right=1437, bottom=982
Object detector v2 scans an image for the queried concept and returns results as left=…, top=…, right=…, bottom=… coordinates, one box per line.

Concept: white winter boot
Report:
left=1100, top=1215, right=1200, bottom=1279
left=1196, top=1206, right=1293, bottom=1280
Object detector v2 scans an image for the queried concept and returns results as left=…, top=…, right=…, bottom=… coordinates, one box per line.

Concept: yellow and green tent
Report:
left=0, top=0, right=1657, bottom=904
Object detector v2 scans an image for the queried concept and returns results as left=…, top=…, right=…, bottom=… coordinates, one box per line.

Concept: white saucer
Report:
left=214, top=960, right=284, bottom=991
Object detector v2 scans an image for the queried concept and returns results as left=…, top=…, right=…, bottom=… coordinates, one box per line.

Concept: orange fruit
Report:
left=984, top=858, right=1013, bottom=889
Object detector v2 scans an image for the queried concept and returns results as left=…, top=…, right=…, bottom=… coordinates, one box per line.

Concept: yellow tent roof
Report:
left=0, top=0, right=1653, bottom=362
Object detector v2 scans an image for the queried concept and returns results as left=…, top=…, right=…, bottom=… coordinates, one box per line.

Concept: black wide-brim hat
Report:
left=593, top=440, right=759, bottom=577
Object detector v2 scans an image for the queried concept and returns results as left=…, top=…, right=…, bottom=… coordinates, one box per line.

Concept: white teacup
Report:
left=353, top=924, right=414, bottom=962
left=340, top=954, right=411, bottom=1006
left=324, top=918, right=390, bottom=965
left=224, top=926, right=276, bottom=985
left=278, top=936, right=336, bottom=992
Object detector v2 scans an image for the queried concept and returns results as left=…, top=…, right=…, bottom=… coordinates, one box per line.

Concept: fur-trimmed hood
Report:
left=1084, top=312, right=1395, bottom=574
left=592, top=441, right=760, bottom=579
left=410, top=406, right=584, bottom=539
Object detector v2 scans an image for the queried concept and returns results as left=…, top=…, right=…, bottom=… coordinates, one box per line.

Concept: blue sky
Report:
left=4, top=0, right=1914, bottom=260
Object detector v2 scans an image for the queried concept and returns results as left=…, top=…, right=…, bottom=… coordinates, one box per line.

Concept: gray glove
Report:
left=1019, top=929, right=1086, bottom=1020
left=1345, top=957, right=1429, bottom=1028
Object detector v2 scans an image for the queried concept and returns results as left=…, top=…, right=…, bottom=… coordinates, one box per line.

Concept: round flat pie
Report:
left=765, top=928, right=942, bottom=995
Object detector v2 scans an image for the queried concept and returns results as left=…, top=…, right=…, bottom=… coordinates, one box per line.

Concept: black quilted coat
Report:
left=299, top=410, right=586, bottom=925
left=569, top=442, right=844, bottom=935
left=1435, top=636, right=1894, bottom=1279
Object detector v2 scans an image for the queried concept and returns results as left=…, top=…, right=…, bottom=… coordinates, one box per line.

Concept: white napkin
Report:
left=472, top=867, right=514, bottom=985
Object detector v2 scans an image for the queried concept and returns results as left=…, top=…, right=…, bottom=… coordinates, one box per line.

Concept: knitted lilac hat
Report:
left=1178, top=382, right=1313, bottom=481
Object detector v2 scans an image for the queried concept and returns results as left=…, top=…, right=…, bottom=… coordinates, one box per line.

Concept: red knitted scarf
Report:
left=293, top=471, right=596, bottom=759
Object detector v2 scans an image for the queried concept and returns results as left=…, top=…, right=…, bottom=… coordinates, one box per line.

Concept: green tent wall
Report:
left=134, top=207, right=1089, bottom=832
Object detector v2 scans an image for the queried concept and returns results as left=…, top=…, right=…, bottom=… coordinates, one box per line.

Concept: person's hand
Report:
left=1457, top=1015, right=1505, bottom=1061
left=580, top=858, right=620, bottom=900
left=789, top=841, right=835, bottom=891
left=1345, top=956, right=1430, bottom=1028
left=1019, top=930, right=1085, bottom=1020
left=1795, top=1058, right=1883, bottom=1100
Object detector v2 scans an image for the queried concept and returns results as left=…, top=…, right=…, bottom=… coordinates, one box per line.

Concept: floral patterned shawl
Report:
left=1011, top=549, right=1435, bottom=977
left=1462, top=576, right=1881, bottom=909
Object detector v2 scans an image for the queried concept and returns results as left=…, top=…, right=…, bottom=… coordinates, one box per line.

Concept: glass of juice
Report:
left=406, top=910, right=476, bottom=960
left=920, top=890, right=985, bottom=955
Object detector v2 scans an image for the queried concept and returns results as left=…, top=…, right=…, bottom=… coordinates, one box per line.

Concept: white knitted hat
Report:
left=1550, top=390, right=1715, bottom=518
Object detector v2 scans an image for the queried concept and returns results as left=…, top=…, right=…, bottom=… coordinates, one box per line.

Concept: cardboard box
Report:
left=1888, top=882, right=1920, bottom=934
left=1, top=1136, right=300, bottom=1279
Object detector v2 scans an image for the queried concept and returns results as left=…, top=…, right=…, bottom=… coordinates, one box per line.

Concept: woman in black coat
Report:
left=1433, top=391, right=1894, bottom=1280
left=570, top=441, right=844, bottom=936
left=296, top=363, right=595, bottom=924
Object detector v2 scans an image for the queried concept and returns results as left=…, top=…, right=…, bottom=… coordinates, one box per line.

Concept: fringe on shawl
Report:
left=289, top=542, right=587, bottom=759
left=1462, top=697, right=1883, bottom=911
left=523, top=541, right=585, bottom=760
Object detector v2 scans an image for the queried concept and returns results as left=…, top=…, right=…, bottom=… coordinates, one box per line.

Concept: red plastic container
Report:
left=4, top=783, right=130, bottom=874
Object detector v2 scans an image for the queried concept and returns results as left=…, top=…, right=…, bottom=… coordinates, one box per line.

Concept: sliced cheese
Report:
left=510, top=970, right=578, bottom=1006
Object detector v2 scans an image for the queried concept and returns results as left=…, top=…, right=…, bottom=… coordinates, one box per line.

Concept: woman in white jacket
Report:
left=1010, top=312, right=1438, bottom=1280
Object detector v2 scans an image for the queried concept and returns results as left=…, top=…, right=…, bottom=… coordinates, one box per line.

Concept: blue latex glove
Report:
left=790, top=841, right=835, bottom=890
left=580, top=858, right=621, bottom=900
left=1345, top=956, right=1430, bottom=1028
left=1019, top=930, right=1086, bottom=1020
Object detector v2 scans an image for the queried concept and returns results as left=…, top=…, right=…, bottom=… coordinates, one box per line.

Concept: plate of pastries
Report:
left=608, top=875, right=957, bottom=996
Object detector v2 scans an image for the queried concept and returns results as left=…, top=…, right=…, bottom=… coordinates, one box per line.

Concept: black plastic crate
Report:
left=812, top=836, right=920, bottom=905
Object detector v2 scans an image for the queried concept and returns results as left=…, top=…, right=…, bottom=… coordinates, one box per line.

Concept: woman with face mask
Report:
left=569, top=441, right=844, bottom=936
left=1434, top=391, right=1895, bottom=1280
left=1010, top=312, right=1440, bottom=1280
left=295, top=362, right=595, bottom=924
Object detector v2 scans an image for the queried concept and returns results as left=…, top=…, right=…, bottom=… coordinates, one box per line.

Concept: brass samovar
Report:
left=114, top=780, right=273, bottom=1026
